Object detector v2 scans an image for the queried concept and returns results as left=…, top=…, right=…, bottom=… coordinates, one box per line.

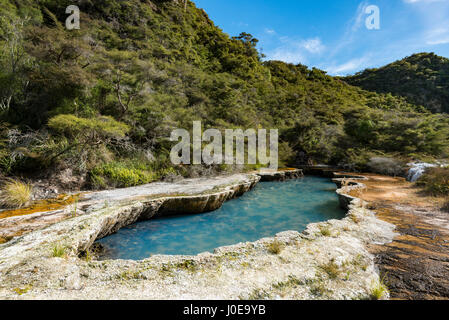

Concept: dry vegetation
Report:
left=0, top=178, right=32, bottom=208
left=417, top=167, right=449, bottom=196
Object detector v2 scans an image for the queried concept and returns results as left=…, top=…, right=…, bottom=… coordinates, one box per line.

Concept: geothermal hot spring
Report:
left=97, top=176, right=346, bottom=260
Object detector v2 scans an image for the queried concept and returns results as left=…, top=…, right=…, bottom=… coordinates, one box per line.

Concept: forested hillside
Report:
left=1, top=0, right=448, bottom=191
left=345, top=53, right=449, bottom=114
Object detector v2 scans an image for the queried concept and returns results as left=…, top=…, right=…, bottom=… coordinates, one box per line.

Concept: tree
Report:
left=47, top=114, right=129, bottom=161
left=233, top=32, right=259, bottom=48
left=4, top=12, right=92, bottom=127
left=96, top=50, right=152, bottom=118
left=0, top=16, right=31, bottom=112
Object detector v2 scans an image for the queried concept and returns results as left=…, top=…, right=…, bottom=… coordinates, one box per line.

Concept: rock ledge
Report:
left=0, top=171, right=397, bottom=300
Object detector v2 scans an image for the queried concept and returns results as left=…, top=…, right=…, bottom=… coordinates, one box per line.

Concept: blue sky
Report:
left=193, top=0, right=449, bottom=75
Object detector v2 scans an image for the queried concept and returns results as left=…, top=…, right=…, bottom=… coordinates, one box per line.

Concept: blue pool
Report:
left=97, top=177, right=346, bottom=259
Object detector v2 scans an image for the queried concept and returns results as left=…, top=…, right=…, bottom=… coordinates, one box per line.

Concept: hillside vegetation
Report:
left=345, top=53, right=449, bottom=114
left=0, top=0, right=448, bottom=192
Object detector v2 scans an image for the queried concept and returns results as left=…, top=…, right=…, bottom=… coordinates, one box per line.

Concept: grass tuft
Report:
left=13, top=285, right=31, bottom=296
left=370, top=276, right=389, bottom=300
left=267, top=240, right=283, bottom=255
left=319, top=225, right=332, bottom=237
left=175, top=259, right=198, bottom=272
left=0, top=179, right=32, bottom=208
left=349, top=213, right=361, bottom=224
left=310, top=281, right=329, bottom=297
left=318, top=259, right=341, bottom=279
left=51, top=244, right=67, bottom=258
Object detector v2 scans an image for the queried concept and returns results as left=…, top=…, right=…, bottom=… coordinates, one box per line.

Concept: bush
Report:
left=89, top=161, right=156, bottom=188
left=0, top=178, right=32, bottom=208
left=417, top=167, right=449, bottom=196
left=338, top=149, right=374, bottom=172
left=266, top=240, right=283, bottom=255
left=51, top=244, right=66, bottom=258
left=1, top=0, right=449, bottom=190
left=319, top=259, right=341, bottom=280
left=369, top=277, right=389, bottom=300
left=48, top=115, right=130, bottom=141
left=367, top=157, right=405, bottom=176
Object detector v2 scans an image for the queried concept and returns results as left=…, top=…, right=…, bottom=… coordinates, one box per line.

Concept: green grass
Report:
left=272, top=276, right=303, bottom=290
left=71, top=196, right=79, bottom=218
left=309, top=281, right=329, bottom=297
left=318, top=259, right=341, bottom=280
left=247, top=288, right=272, bottom=300
left=370, top=276, right=390, bottom=300
left=79, top=249, right=92, bottom=262
left=116, top=269, right=144, bottom=280
left=0, top=179, right=32, bottom=208
left=175, top=260, right=198, bottom=272
left=51, top=244, right=66, bottom=258
left=1, top=1, right=449, bottom=191
left=349, top=254, right=369, bottom=272
left=89, top=161, right=156, bottom=188
left=13, top=285, right=32, bottom=296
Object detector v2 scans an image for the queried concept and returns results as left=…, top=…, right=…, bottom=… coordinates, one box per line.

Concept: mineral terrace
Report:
left=0, top=170, right=398, bottom=300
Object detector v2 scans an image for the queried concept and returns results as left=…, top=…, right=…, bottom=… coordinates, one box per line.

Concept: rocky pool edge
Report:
left=0, top=169, right=398, bottom=300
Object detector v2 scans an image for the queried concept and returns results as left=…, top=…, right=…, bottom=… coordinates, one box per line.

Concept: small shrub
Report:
left=89, top=161, right=156, bottom=188
left=310, top=281, right=328, bottom=297
left=338, top=149, right=374, bottom=172
left=417, top=167, right=449, bottom=196
left=51, top=244, right=66, bottom=258
left=319, top=225, right=332, bottom=237
left=248, top=288, right=271, bottom=300
left=0, top=179, right=32, bottom=208
left=272, top=276, right=303, bottom=290
left=48, top=115, right=129, bottom=140
left=13, top=286, right=31, bottom=296
left=71, top=196, right=79, bottom=218
left=370, top=277, right=389, bottom=300
left=367, top=157, right=405, bottom=176
left=349, top=214, right=361, bottom=224
left=175, top=260, right=198, bottom=272
left=79, top=249, right=92, bottom=262
left=116, top=269, right=144, bottom=280
left=267, top=240, right=283, bottom=255
left=319, top=259, right=341, bottom=279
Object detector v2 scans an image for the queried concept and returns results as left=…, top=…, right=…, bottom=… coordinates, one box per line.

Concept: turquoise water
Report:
left=97, top=177, right=345, bottom=259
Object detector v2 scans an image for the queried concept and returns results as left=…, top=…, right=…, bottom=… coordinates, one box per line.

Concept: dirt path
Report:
left=344, top=174, right=449, bottom=300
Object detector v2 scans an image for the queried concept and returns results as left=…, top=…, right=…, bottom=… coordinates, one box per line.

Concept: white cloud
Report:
left=264, top=0, right=448, bottom=74
left=301, top=38, right=325, bottom=54
left=404, top=0, right=449, bottom=45
left=351, top=2, right=369, bottom=32
left=403, top=0, right=447, bottom=3
left=264, top=28, right=276, bottom=35
left=265, top=37, right=325, bottom=64
left=323, top=56, right=371, bottom=76
left=269, top=49, right=305, bottom=64
left=328, top=1, right=370, bottom=58
left=426, top=28, right=449, bottom=44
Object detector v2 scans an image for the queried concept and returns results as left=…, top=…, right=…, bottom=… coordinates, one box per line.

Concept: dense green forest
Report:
left=345, top=53, right=449, bottom=114
left=0, top=0, right=448, bottom=191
